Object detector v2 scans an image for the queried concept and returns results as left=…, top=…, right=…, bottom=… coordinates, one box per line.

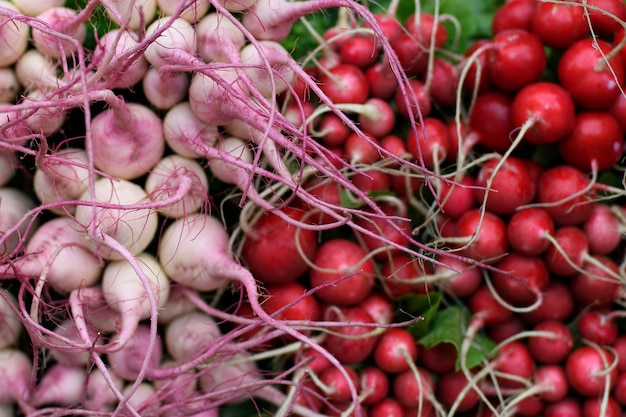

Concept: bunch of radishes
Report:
left=0, top=0, right=626, bottom=416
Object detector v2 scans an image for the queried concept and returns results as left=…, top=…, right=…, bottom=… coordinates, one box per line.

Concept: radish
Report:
left=162, top=101, right=219, bottom=159
left=121, top=382, right=160, bottom=413
left=33, top=148, right=91, bottom=216
left=239, top=41, right=297, bottom=98
left=0, top=187, right=36, bottom=256
left=0, top=0, right=30, bottom=67
left=0, top=68, right=19, bottom=104
left=323, top=306, right=379, bottom=365
left=0, top=348, right=32, bottom=410
left=101, top=252, right=171, bottom=349
left=360, top=366, right=389, bottom=405
left=156, top=286, right=197, bottom=325
left=84, top=368, right=125, bottom=411
left=13, top=217, right=102, bottom=294
left=0, top=152, right=17, bottom=187
left=32, top=363, right=86, bottom=407
left=582, top=204, right=622, bottom=255
left=566, top=345, right=618, bottom=397
left=0, top=290, right=21, bottom=349
left=93, top=29, right=149, bottom=90
left=31, top=7, right=87, bottom=58
left=142, top=67, right=189, bottom=110
left=13, top=50, right=58, bottom=91
left=103, top=0, right=157, bottom=29
left=47, top=319, right=101, bottom=367
left=195, top=11, right=246, bottom=63
left=144, top=155, right=209, bottom=219
left=21, top=90, right=66, bottom=136
left=10, top=0, right=63, bottom=16
left=164, top=311, right=222, bottom=363
left=74, top=178, right=158, bottom=260
left=144, top=17, right=197, bottom=68
left=90, top=100, right=165, bottom=180
left=157, top=0, right=210, bottom=21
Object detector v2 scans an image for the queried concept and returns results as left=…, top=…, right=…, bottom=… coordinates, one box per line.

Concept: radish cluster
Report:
left=0, top=0, right=625, bottom=416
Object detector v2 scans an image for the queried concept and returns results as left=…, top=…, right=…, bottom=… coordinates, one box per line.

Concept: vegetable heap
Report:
left=0, top=0, right=626, bottom=416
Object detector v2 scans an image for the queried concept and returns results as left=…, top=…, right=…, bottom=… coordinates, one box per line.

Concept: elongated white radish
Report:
left=74, top=178, right=158, bottom=260
left=162, top=102, right=219, bottom=159
left=144, top=155, right=208, bottom=219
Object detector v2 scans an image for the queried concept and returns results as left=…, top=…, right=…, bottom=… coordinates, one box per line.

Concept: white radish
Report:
left=31, top=7, right=87, bottom=58
left=0, top=349, right=32, bottom=407
left=32, top=364, right=86, bottom=407
left=144, top=17, right=196, bottom=68
left=107, top=324, right=163, bottom=381
left=144, top=155, right=208, bottom=219
left=239, top=41, right=296, bottom=98
left=195, top=12, right=245, bottom=63
left=152, top=359, right=197, bottom=404
left=15, top=217, right=101, bottom=293
left=207, top=137, right=254, bottom=189
left=22, top=90, right=66, bottom=136
left=101, top=252, right=170, bottom=347
left=103, top=0, right=157, bottom=29
left=74, top=178, right=158, bottom=260
left=157, top=0, right=210, bottom=22
left=47, top=319, right=101, bottom=366
left=0, top=290, right=21, bottom=349
left=0, top=152, right=18, bottom=187
left=164, top=311, right=222, bottom=362
left=0, top=68, right=19, bottom=103
left=90, top=101, right=165, bottom=180
left=188, top=68, right=250, bottom=126
left=9, top=0, right=63, bottom=16
left=0, top=187, right=36, bottom=256
left=162, top=101, right=219, bottom=159
left=33, top=148, right=91, bottom=215
left=14, top=49, right=58, bottom=91
left=142, top=67, right=189, bottom=110
left=84, top=368, right=125, bottom=411
left=94, top=29, right=148, bottom=90
left=156, top=285, right=197, bottom=324
left=0, top=1, right=30, bottom=66
left=121, top=382, right=160, bottom=412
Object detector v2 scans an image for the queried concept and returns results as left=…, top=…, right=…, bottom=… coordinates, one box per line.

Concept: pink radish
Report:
left=93, top=29, right=149, bottom=90
left=74, top=178, right=158, bottom=260
left=33, top=148, right=91, bottom=215
left=10, top=0, right=62, bottom=16
left=0, top=68, right=19, bottom=104
left=239, top=41, right=296, bottom=97
left=31, top=7, right=87, bottom=58
left=0, top=348, right=32, bottom=410
left=101, top=252, right=170, bottom=349
left=13, top=50, right=58, bottom=90
left=164, top=311, right=222, bottom=363
left=144, top=17, right=197, bottom=68
left=32, top=364, right=86, bottom=407
left=0, top=152, right=17, bottom=187
left=0, top=290, right=21, bottom=349
left=107, top=324, right=163, bottom=381
left=22, top=90, right=66, bottom=136
left=195, top=12, right=246, bottom=63
left=46, top=319, right=101, bottom=367
left=0, top=187, right=36, bottom=256
left=157, top=0, right=210, bottom=21
left=120, top=382, right=160, bottom=413
left=84, top=368, right=124, bottom=411
left=156, top=286, right=197, bottom=325
left=90, top=100, right=165, bottom=180
left=144, top=155, right=209, bottom=219
left=162, top=101, right=219, bottom=159
left=103, top=0, right=156, bottom=29
left=142, top=67, right=189, bottom=110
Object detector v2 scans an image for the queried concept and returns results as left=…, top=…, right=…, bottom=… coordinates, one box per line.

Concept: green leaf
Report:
left=419, top=305, right=496, bottom=370
left=395, top=292, right=441, bottom=339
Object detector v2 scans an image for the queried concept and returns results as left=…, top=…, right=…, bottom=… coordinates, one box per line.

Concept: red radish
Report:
left=582, top=204, right=621, bottom=255
left=491, top=253, right=549, bottom=306
left=530, top=1, right=587, bottom=49
left=241, top=207, right=318, bottom=285
left=31, top=7, right=87, bottom=58
left=486, top=315, right=526, bottom=344
left=360, top=292, right=394, bottom=326
left=371, top=13, right=403, bottom=43
left=544, top=398, right=582, bottom=417
left=392, top=367, right=434, bottom=410
left=365, top=61, right=399, bottom=99
left=354, top=204, right=411, bottom=261
left=454, top=208, right=508, bottom=262
left=351, top=169, right=391, bottom=194
left=379, top=253, right=432, bottom=298
left=370, top=397, right=403, bottom=417
left=355, top=98, right=396, bottom=139
left=323, top=306, right=378, bottom=364
left=557, top=38, right=625, bottom=110
left=558, top=111, right=624, bottom=172
left=94, top=29, right=149, bottom=90
left=419, top=342, right=457, bottom=374
left=506, top=208, right=555, bottom=256
left=586, top=0, right=626, bottom=39
left=582, top=397, right=621, bottom=417
left=487, top=29, right=547, bottom=92
left=404, top=12, right=448, bottom=49
left=308, top=239, right=375, bottom=306
left=373, top=328, right=418, bottom=374
left=436, top=176, right=477, bottom=219
left=261, top=282, right=320, bottom=323
left=527, top=320, right=574, bottom=364
left=315, top=113, right=351, bottom=147
left=613, top=372, right=626, bottom=405
left=544, top=226, right=590, bottom=276
left=90, top=101, right=165, bottom=180
left=469, top=91, right=514, bottom=153
left=462, top=39, right=494, bottom=94
left=74, top=178, right=158, bottom=260
left=474, top=156, right=536, bottom=216
left=391, top=33, right=428, bottom=76
left=469, top=285, right=513, bottom=327
left=492, top=0, right=536, bottom=33
left=570, top=255, right=621, bottom=305
left=429, top=57, right=459, bottom=108
left=394, top=78, right=432, bottom=120
left=343, top=132, right=381, bottom=164
left=511, top=82, right=576, bottom=145
left=520, top=281, right=575, bottom=325
left=435, top=255, right=482, bottom=298
left=406, top=117, right=450, bottom=169
left=536, top=165, right=595, bottom=226
left=318, top=64, right=369, bottom=104
left=577, top=310, right=618, bottom=345
left=33, top=364, right=86, bottom=407
left=144, top=155, right=209, bottom=219
left=566, top=346, right=618, bottom=397
left=162, top=102, right=219, bottom=159
left=360, top=367, right=389, bottom=405
left=142, top=68, right=189, bottom=110
left=12, top=217, right=101, bottom=294
left=319, top=365, right=359, bottom=402
left=0, top=187, right=36, bottom=255
left=533, top=365, right=570, bottom=403
left=437, top=370, right=480, bottom=412
left=491, top=341, right=535, bottom=389
left=339, top=34, right=380, bottom=69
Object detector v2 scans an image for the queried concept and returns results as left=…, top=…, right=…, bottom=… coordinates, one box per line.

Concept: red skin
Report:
left=544, top=226, right=589, bottom=276
left=380, top=254, right=432, bottom=298
left=406, top=117, right=450, bottom=168
left=394, top=78, right=432, bottom=120
left=418, top=342, right=457, bottom=374
left=365, top=61, right=398, bottom=100
left=392, top=367, right=435, bottom=409
left=566, top=346, right=618, bottom=397
left=317, top=113, right=351, bottom=147
left=391, top=33, right=428, bottom=76
left=571, top=255, right=621, bottom=306
left=507, top=208, right=555, bottom=256
left=492, top=0, right=536, bottom=34
left=492, top=341, right=535, bottom=389
left=372, top=14, right=403, bottom=43
left=309, top=239, right=375, bottom=306
left=343, top=132, right=381, bottom=164
left=351, top=169, right=390, bottom=195
left=435, top=255, right=482, bottom=298
left=530, top=0, right=588, bottom=49
left=358, top=98, right=396, bottom=139
left=370, top=397, right=404, bottom=417
left=558, top=111, right=624, bottom=172
left=486, top=315, right=526, bottom=344
left=469, top=285, right=513, bottom=326
left=615, top=27, right=626, bottom=77
left=557, top=39, right=626, bottom=110
left=582, top=203, right=622, bottom=255
left=404, top=13, right=448, bottom=48
left=535, top=365, right=569, bottom=403
left=300, top=178, right=342, bottom=225
left=437, top=175, right=477, bottom=219
left=360, top=292, right=394, bottom=325
left=511, top=82, right=576, bottom=145
left=429, top=57, right=459, bottom=107
left=487, top=29, right=547, bottom=92
left=241, top=207, right=318, bottom=285
left=319, top=365, right=359, bottom=403
left=436, top=371, right=480, bottom=412
left=613, top=336, right=626, bottom=372
left=577, top=310, right=618, bottom=345
left=339, top=35, right=379, bottom=69
left=536, top=165, right=595, bottom=226
left=261, top=282, right=320, bottom=322
left=544, top=398, right=582, bottom=417
left=491, top=253, right=549, bottom=306
left=587, top=0, right=626, bottom=39
left=355, top=205, right=410, bottom=261
left=520, top=281, right=575, bottom=324
left=360, top=367, right=389, bottom=405
left=463, top=39, right=494, bottom=94
left=324, top=306, right=378, bottom=364
left=474, top=156, right=536, bottom=216
left=612, top=372, right=626, bottom=405
left=318, top=64, right=369, bottom=104
left=609, top=91, right=626, bottom=133
left=582, top=397, right=621, bottom=417
left=373, top=328, right=418, bottom=374
left=455, top=209, right=508, bottom=262
left=527, top=320, right=574, bottom=364
left=469, top=91, right=514, bottom=153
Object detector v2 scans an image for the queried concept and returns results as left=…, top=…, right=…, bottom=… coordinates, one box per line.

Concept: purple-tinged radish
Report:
left=107, top=324, right=163, bottom=381
left=47, top=319, right=100, bottom=366
left=121, top=382, right=160, bottom=412
left=163, top=101, right=219, bottom=159
left=0, top=187, right=36, bottom=256
left=157, top=0, right=210, bottom=21
left=0, top=290, right=21, bottom=349
left=239, top=41, right=296, bottom=98
left=22, top=90, right=66, bottom=136
left=31, top=7, right=87, bottom=58
left=0, top=152, right=17, bottom=188
left=0, top=1, right=30, bottom=66
left=142, top=67, right=189, bottom=110
left=93, top=29, right=148, bottom=90
left=32, top=364, right=86, bottom=407
left=156, top=285, right=197, bottom=325
left=195, top=12, right=245, bottom=63
left=144, top=17, right=197, bottom=68
left=13, top=50, right=58, bottom=91
left=144, top=155, right=208, bottom=219
left=0, top=349, right=32, bottom=409
left=164, top=311, right=222, bottom=363
left=103, top=0, right=156, bottom=29
left=0, top=68, right=19, bottom=104
left=84, top=368, right=124, bottom=411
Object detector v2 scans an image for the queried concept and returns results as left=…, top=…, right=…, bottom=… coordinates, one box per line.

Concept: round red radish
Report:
left=520, top=281, right=575, bottom=325
left=493, top=341, right=535, bottom=389
left=507, top=208, right=554, bottom=256
left=566, top=346, right=618, bottom=397
left=373, top=328, right=418, bottom=374
left=318, top=64, right=369, bottom=104
left=365, top=61, right=399, bottom=99
left=324, top=306, right=378, bottom=364
left=394, top=79, right=432, bottom=121
left=469, top=91, right=515, bottom=153
left=380, top=254, right=432, bottom=298
left=339, top=35, right=379, bottom=69
left=582, top=396, right=621, bottom=417
left=469, top=285, right=513, bottom=326
left=455, top=209, right=508, bottom=262
left=392, top=367, right=434, bottom=410
left=536, top=165, right=595, bottom=226
left=418, top=342, right=457, bottom=374
left=404, top=12, right=448, bottom=48
left=583, top=204, right=622, bottom=255
left=570, top=255, right=621, bottom=306
left=530, top=1, right=587, bottom=49
left=544, top=226, right=589, bottom=276
left=360, top=367, right=389, bottom=405
left=492, top=0, right=536, bottom=33
left=528, top=320, right=574, bottom=364
left=319, top=365, right=359, bottom=403
left=261, top=282, right=320, bottom=323
left=437, top=176, right=478, bottom=219
left=577, top=310, right=618, bottom=346
left=241, top=208, right=317, bottom=285
left=435, top=255, right=482, bottom=298
left=491, top=253, right=549, bottom=306
left=406, top=117, right=450, bottom=169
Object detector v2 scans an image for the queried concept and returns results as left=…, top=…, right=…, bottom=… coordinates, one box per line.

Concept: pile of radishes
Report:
left=0, top=0, right=626, bottom=416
